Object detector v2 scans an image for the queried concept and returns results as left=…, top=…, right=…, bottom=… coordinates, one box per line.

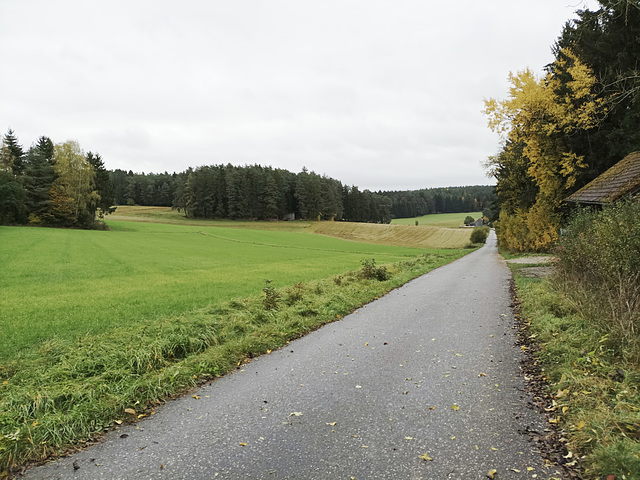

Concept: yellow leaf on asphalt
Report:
left=124, top=408, right=136, bottom=415
left=510, top=469, right=521, bottom=473
left=404, top=436, right=413, bottom=440
left=192, top=395, right=200, bottom=400
left=527, top=467, right=534, bottom=471
left=451, top=404, right=460, bottom=411
left=289, top=412, right=303, bottom=417
left=419, top=452, right=433, bottom=461
left=239, top=442, right=247, bottom=446
left=114, top=420, right=122, bottom=425
left=487, top=468, right=497, bottom=478
left=326, top=422, right=337, bottom=426
left=478, top=372, right=487, bottom=377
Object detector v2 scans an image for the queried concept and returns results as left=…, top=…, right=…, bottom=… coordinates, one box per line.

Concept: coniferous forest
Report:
left=0, top=129, right=495, bottom=227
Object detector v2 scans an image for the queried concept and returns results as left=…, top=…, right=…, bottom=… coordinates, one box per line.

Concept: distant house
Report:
left=472, top=218, right=484, bottom=227
left=565, top=151, right=640, bottom=205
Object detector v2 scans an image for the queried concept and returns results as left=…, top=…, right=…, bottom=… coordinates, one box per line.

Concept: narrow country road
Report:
left=25, top=231, right=555, bottom=479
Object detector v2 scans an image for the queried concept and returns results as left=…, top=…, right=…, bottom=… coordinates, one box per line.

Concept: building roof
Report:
left=565, top=151, right=640, bottom=204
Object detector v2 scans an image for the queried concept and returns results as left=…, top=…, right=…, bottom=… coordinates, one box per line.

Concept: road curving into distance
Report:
left=25, top=230, right=557, bottom=479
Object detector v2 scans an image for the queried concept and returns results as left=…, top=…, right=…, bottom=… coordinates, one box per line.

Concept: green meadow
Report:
left=1, top=220, right=449, bottom=361
left=0, top=218, right=473, bottom=471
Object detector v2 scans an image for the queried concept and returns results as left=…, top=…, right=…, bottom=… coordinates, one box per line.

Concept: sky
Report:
left=0, top=0, right=595, bottom=191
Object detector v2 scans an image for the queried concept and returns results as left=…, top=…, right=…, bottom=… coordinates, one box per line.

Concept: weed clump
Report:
left=284, top=282, right=305, bottom=305
left=360, top=258, right=389, bottom=281
left=262, top=279, right=280, bottom=310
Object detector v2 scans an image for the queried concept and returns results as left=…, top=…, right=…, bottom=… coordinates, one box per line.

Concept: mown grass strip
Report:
left=0, top=251, right=467, bottom=474
left=512, top=272, right=640, bottom=479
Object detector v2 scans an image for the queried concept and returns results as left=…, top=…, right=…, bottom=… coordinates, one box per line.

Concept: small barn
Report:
left=564, top=151, right=640, bottom=205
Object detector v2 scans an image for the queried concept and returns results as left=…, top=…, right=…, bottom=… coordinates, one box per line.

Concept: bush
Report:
left=360, top=258, right=389, bottom=281
left=262, top=279, right=280, bottom=310
left=464, top=215, right=475, bottom=225
left=469, top=226, right=490, bottom=244
left=555, top=201, right=640, bottom=356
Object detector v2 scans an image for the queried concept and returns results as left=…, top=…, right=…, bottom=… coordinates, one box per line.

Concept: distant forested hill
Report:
left=109, top=165, right=495, bottom=224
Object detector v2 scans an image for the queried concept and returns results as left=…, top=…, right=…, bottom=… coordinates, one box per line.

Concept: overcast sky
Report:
left=0, top=1, right=594, bottom=191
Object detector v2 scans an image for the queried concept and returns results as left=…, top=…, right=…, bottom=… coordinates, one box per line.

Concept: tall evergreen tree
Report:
left=87, top=152, right=115, bottom=217
left=3, top=129, right=25, bottom=177
left=0, top=170, right=27, bottom=224
left=23, top=136, right=55, bottom=221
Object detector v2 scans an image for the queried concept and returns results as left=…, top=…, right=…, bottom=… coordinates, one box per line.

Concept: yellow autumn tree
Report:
left=483, top=49, right=605, bottom=251
left=45, top=140, right=100, bottom=227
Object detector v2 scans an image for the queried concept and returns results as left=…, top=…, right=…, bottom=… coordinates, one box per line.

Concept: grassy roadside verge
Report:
left=0, top=251, right=467, bottom=475
left=511, top=269, right=640, bottom=479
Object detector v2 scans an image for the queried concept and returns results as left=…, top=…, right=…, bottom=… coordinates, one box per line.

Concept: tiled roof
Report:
left=565, top=151, right=640, bottom=204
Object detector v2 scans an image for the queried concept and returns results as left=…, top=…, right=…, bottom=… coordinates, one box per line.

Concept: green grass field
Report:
left=0, top=221, right=454, bottom=361
left=1, top=216, right=476, bottom=471
left=391, top=212, right=483, bottom=228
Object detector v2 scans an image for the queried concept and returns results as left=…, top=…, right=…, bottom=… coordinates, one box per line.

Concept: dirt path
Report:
left=24, top=231, right=560, bottom=479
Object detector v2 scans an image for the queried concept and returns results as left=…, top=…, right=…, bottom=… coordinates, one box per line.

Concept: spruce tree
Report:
left=23, top=136, right=55, bottom=221
left=3, top=129, right=25, bottom=177
left=87, top=152, right=115, bottom=217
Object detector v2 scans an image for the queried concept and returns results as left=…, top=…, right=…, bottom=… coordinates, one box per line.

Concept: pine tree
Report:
left=3, top=129, right=25, bottom=177
left=23, top=136, right=55, bottom=222
left=87, top=152, right=115, bottom=218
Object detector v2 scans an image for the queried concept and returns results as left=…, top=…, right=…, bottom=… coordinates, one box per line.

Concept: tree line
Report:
left=0, top=130, right=113, bottom=228
left=484, top=0, right=640, bottom=251
left=1, top=129, right=495, bottom=227
left=110, top=165, right=494, bottom=223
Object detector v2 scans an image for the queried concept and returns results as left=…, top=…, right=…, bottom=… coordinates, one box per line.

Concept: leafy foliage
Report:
left=484, top=2, right=640, bottom=252
left=0, top=130, right=115, bottom=228
left=484, top=50, right=605, bottom=252
left=469, top=226, right=490, bottom=244
left=359, top=258, right=389, bottom=281
left=556, top=201, right=640, bottom=355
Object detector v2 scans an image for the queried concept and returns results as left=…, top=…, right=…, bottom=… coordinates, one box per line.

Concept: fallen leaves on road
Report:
left=487, top=468, right=497, bottom=478
left=124, top=408, right=136, bottom=415
left=419, top=452, right=433, bottom=461
left=451, top=404, right=460, bottom=411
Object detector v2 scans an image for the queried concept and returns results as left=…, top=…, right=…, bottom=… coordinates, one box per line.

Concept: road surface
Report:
left=25, top=231, right=556, bottom=479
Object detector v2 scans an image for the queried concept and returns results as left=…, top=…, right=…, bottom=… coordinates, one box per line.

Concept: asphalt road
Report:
left=25, top=231, right=555, bottom=479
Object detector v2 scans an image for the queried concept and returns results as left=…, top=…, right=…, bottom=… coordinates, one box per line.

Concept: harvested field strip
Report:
left=311, top=221, right=472, bottom=249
